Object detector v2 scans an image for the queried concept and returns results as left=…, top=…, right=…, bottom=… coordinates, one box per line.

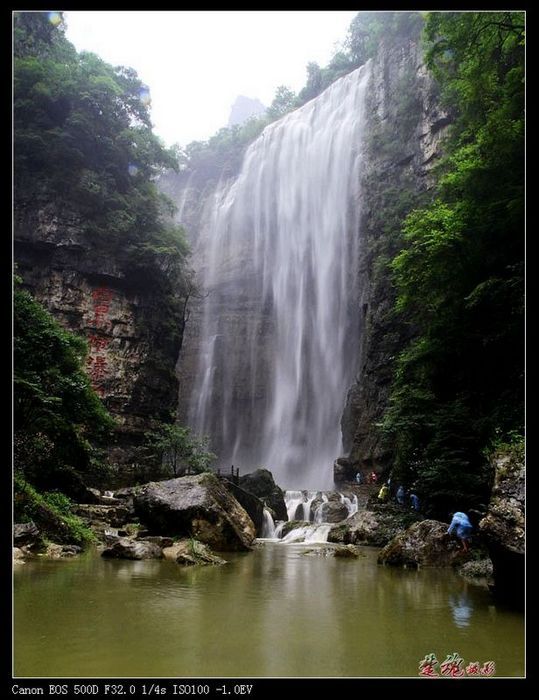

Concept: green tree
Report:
left=267, top=86, right=297, bottom=120
left=14, top=282, right=114, bottom=495
left=382, top=12, right=524, bottom=516
left=14, top=11, right=188, bottom=277
left=145, top=423, right=216, bottom=478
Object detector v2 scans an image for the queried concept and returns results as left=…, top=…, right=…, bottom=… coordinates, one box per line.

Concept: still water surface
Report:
left=14, top=543, right=524, bottom=677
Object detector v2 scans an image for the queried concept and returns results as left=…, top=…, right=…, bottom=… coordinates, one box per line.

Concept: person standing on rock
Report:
left=355, top=472, right=362, bottom=485
left=447, top=512, right=473, bottom=553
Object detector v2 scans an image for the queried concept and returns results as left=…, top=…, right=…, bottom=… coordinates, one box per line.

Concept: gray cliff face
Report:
left=479, top=448, right=524, bottom=603
left=340, top=35, right=449, bottom=476
left=14, top=196, right=186, bottom=482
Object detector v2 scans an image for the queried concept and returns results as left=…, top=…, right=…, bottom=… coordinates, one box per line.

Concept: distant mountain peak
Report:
left=228, top=95, right=266, bottom=127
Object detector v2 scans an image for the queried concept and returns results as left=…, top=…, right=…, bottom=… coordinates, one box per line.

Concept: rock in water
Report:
left=101, top=537, right=163, bottom=560
left=479, top=449, right=524, bottom=604
left=318, top=501, right=349, bottom=523
left=378, top=520, right=472, bottom=568
left=163, top=540, right=227, bottom=566
left=328, top=507, right=421, bottom=547
left=239, top=469, right=288, bottom=521
left=134, top=473, right=256, bottom=551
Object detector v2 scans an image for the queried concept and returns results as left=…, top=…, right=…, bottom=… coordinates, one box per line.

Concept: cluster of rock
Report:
left=14, top=451, right=523, bottom=601
left=328, top=503, right=422, bottom=547
left=13, top=522, right=82, bottom=564
left=13, top=470, right=289, bottom=567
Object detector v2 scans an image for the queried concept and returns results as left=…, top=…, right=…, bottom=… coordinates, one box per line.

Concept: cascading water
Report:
left=340, top=493, right=359, bottom=518
left=187, top=63, right=371, bottom=489
left=261, top=508, right=276, bottom=538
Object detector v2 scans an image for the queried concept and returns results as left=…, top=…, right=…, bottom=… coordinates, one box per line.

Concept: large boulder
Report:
left=14, top=522, right=41, bottom=548
left=222, top=480, right=264, bottom=535
left=101, top=537, right=163, bottom=560
left=328, top=506, right=422, bottom=547
left=134, top=473, right=256, bottom=551
left=479, top=448, right=524, bottom=604
left=318, top=501, right=349, bottom=523
left=378, top=520, right=473, bottom=568
left=239, top=469, right=287, bottom=521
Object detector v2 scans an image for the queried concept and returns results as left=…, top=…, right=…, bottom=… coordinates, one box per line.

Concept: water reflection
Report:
left=449, top=586, right=473, bottom=629
left=14, top=545, right=524, bottom=678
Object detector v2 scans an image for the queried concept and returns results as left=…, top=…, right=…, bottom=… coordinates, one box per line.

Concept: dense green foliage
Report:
left=144, top=423, right=216, bottom=478
left=14, top=282, right=114, bottom=495
left=14, top=12, right=189, bottom=283
left=382, top=12, right=524, bottom=515
left=14, top=473, right=95, bottom=546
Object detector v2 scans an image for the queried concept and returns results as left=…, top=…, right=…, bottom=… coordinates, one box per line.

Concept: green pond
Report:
left=14, top=543, right=524, bottom=678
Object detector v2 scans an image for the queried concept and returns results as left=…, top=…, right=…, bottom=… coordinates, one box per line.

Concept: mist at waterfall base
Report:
left=187, top=64, right=370, bottom=490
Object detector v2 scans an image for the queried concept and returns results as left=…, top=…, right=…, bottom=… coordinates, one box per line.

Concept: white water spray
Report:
left=188, top=64, right=371, bottom=489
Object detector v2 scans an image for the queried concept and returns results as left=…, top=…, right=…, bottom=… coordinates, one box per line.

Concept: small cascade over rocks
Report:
left=261, top=489, right=360, bottom=544
left=260, top=508, right=276, bottom=538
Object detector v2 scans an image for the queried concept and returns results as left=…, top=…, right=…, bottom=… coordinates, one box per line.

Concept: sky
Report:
left=64, top=11, right=359, bottom=148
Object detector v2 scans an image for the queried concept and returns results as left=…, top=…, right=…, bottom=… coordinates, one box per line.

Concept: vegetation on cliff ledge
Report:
left=14, top=280, right=114, bottom=496
left=382, top=12, right=524, bottom=515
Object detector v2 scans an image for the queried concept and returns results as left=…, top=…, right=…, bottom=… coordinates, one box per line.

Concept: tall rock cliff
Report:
left=339, top=30, right=450, bottom=479
left=14, top=193, right=188, bottom=483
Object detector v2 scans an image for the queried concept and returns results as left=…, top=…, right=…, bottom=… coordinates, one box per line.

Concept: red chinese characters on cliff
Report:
left=86, top=286, right=114, bottom=394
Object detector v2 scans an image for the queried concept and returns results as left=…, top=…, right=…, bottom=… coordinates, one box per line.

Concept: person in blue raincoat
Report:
left=447, top=512, right=473, bottom=552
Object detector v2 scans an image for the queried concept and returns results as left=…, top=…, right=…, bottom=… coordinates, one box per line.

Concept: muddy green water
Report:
left=14, top=543, right=524, bottom=678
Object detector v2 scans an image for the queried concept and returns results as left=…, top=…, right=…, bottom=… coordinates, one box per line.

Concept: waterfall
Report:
left=261, top=508, right=276, bottom=538
left=283, top=490, right=319, bottom=522
left=187, top=63, right=370, bottom=489
left=314, top=493, right=329, bottom=524
left=340, top=493, right=359, bottom=518
left=280, top=524, right=332, bottom=544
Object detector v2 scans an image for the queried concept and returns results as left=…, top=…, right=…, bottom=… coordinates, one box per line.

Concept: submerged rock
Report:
left=163, top=540, right=227, bottom=566
left=134, top=473, right=256, bottom=551
left=378, top=520, right=473, bottom=568
left=458, top=558, right=493, bottom=582
left=480, top=448, right=524, bottom=604
left=101, top=537, right=163, bottom=560
left=302, top=544, right=363, bottom=558
left=334, top=544, right=363, bottom=558
left=239, top=469, right=288, bottom=521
